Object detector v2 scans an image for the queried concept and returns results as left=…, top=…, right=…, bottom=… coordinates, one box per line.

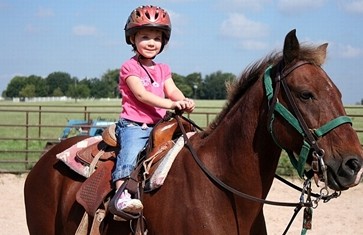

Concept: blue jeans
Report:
left=112, top=118, right=152, bottom=182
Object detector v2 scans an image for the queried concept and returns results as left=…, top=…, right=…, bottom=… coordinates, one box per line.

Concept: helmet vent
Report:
left=145, top=11, right=151, bottom=20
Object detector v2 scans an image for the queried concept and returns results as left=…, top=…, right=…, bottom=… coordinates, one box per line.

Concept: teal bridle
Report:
left=263, top=61, right=352, bottom=180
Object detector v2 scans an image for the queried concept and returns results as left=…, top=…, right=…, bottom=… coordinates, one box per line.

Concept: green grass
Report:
left=0, top=99, right=224, bottom=172
left=0, top=100, right=362, bottom=173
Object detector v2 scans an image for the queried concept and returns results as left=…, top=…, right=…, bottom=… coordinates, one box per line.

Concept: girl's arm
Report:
left=164, top=77, right=185, bottom=101
left=164, top=77, right=195, bottom=113
left=126, top=75, right=191, bottom=111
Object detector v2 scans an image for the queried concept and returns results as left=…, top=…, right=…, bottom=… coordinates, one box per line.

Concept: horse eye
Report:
left=300, top=91, right=314, bottom=100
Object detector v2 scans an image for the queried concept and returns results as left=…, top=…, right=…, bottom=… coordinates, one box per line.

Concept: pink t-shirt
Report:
left=119, top=56, right=172, bottom=124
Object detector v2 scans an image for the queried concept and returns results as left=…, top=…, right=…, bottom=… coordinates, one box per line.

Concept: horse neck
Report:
left=202, top=79, right=282, bottom=191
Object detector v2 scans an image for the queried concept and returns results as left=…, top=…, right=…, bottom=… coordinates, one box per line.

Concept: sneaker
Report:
left=113, top=214, right=126, bottom=222
left=116, top=189, right=143, bottom=214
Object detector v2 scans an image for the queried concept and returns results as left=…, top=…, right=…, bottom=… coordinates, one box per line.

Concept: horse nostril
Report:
left=345, top=158, right=361, bottom=175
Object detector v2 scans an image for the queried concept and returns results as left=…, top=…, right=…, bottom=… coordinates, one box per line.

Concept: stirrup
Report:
left=109, top=184, right=141, bottom=221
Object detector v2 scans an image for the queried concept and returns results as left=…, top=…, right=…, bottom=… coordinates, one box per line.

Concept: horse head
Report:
left=268, top=29, right=363, bottom=191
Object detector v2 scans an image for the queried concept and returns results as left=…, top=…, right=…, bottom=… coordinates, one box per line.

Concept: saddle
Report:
left=75, top=112, right=196, bottom=219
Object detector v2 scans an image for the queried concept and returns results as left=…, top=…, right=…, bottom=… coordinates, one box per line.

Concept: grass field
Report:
left=0, top=99, right=362, bottom=174
left=0, top=99, right=225, bottom=172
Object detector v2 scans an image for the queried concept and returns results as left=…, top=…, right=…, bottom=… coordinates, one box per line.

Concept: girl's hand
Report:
left=183, top=98, right=195, bottom=113
left=171, top=98, right=195, bottom=113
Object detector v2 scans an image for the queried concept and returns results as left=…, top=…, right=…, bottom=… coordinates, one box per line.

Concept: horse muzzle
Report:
left=326, top=156, right=363, bottom=191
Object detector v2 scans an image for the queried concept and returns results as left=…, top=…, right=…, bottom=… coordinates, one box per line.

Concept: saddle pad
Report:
left=148, top=132, right=195, bottom=190
left=56, top=136, right=102, bottom=178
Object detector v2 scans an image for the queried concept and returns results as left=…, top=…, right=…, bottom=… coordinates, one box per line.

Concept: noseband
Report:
left=263, top=61, right=352, bottom=185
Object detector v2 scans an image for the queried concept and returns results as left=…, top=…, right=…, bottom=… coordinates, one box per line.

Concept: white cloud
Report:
left=166, top=10, right=185, bottom=35
left=220, top=13, right=269, bottom=50
left=36, top=7, right=54, bottom=17
left=337, top=44, right=363, bottom=58
left=72, top=25, right=97, bottom=36
left=220, top=13, right=268, bottom=39
left=277, top=0, right=325, bottom=14
left=159, top=0, right=193, bottom=2
left=25, top=24, right=40, bottom=33
left=239, top=40, right=268, bottom=50
left=0, top=1, right=9, bottom=10
left=217, top=0, right=271, bottom=12
left=343, top=1, right=363, bottom=13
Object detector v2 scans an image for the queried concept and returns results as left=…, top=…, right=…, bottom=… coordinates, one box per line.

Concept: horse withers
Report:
left=24, top=30, right=363, bottom=235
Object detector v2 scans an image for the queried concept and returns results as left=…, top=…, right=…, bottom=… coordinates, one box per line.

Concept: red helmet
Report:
left=124, top=5, right=172, bottom=46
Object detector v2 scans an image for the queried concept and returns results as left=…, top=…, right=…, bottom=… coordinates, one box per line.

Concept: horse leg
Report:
left=24, top=136, right=87, bottom=235
left=24, top=153, right=64, bottom=234
left=250, top=209, right=267, bottom=235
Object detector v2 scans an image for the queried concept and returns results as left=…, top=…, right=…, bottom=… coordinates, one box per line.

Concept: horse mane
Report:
left=203, top=43, right=327, bottom=136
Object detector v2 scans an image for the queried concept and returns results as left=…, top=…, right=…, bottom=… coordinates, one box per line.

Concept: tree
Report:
left=185, top=72, right=202, bottom=99
left=27, top=75, right=47, bottom=97
left=200, top=71, right=236, bottom=99
left=19, top=84, right=36, bottom=98
left=101, top=69, right=119, bottom=98
left=52, top=87, right=64, bottom=96
left=76, top=84, right=91, bottom=98
left=66, top=79, right=90, bottom=101
left=171, top=73, right=192, bottom=97
left=4, top=76, right=27, bottom=97
left=4, top=75, right=47, bottom=97
left=88, top=78, right=110, bottom=99
left=45, top=72, right=73, bottom=96
left=2, top=68, right=238, bottom=100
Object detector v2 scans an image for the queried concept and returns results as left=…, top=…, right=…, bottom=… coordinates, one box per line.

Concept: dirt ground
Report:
left=1, top=173, right=362, bottom=235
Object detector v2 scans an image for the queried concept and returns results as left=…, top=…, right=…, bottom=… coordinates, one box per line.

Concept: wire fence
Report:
left=0, top=104, right=362, bottom=173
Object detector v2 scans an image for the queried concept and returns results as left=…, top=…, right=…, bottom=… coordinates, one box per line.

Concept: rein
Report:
left=175, top=114, right=312, bottom=208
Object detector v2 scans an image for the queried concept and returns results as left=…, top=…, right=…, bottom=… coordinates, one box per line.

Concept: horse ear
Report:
left=283, top=29, right=300, bottom=65
left=316, top=43, right=328, bottom=65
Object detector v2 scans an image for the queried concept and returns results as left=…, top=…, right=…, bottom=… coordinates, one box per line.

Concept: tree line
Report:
left=2, top=69, right=236, bottom=100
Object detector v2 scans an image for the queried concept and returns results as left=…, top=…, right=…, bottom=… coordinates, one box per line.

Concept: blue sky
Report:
left=1, top=0, right=363, bottom=104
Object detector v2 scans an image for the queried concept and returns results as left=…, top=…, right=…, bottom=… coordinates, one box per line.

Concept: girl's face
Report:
left=132, top=29, right=163, bottom=59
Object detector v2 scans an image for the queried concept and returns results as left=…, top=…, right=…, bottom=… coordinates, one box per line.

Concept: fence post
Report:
left=38, top=105, right=42, bottom=138
left=25, top=111, right=29, bottom=170
left=84, top=106, right=87, bottom=120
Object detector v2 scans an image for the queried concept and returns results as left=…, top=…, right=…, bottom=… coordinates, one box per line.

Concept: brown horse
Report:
left=24, top=29, right=363, bottom=235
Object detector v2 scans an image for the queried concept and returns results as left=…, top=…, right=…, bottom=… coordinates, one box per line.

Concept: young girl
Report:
left=112, top=5, right=195, bottom=215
